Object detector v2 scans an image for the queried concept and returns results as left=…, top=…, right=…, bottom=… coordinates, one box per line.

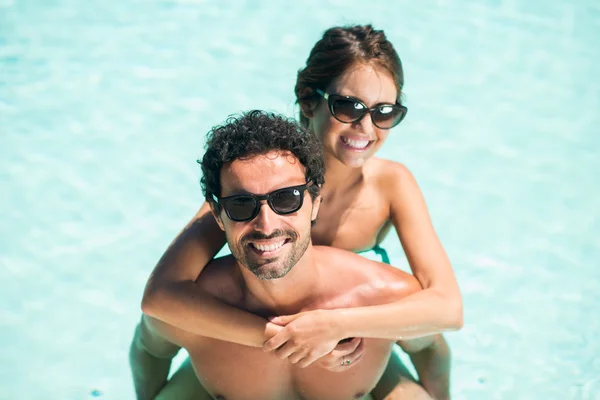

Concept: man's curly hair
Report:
left=200, top=110, right=325, bottom=205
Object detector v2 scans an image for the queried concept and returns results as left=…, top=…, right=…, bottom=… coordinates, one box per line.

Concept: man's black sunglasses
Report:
left=316, top=89, right=407, bottom=129
left=213, top=182, right=313, bottom=222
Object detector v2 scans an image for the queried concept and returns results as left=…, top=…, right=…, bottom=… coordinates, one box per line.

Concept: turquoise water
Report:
left=1, top=0, right=599, bottom=399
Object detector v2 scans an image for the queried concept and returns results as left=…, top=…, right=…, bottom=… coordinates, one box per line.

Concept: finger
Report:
left=337, top=341, right=365, bottom=370
left=321, top=359, right=345, bottom=371
left=313, top=350, right=352, bottom=369
left=263, top=330, right=289, bottom=352
left=329, top=352, right=364, bottom=372
left=297, top=352, right=321, bottom=368
left=345, top=340, right=365, bottom=365
left=342, top=337, right=362, bottom=353
left=273, top=342, right=300, bottom=360
left=321, top=340, right=365, bottom=371
left=317, top=351, right=354, bottom=371
left=343, top=351, right=365, bottom=370
left=327, top=337, right=362, bottom=359
left=268, top=315, right=289, bottom=325
left=317, top=358, right=339, bottom=372
left=331, top=354, right=361, bottom=372
left=295, top=339, right=363, bottom=369
left=346, top=338, right=365, bottom=359
left=331, top=337, right=362, bottom=354
left=297, top=358, right=313, bottom=369
left=314, top=354, right=335, bottom=369
left=288, top=349, right=308, bottom=364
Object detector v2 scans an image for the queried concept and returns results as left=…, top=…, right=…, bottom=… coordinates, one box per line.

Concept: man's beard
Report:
left=229, top=229, right=310, bottom=280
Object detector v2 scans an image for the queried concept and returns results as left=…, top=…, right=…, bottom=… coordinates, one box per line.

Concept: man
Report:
left=130, top=110, right=443, bottom=399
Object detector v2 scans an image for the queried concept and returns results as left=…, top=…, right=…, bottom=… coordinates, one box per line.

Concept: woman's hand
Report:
left=263, top=309, right=357, bottom=368
left=316, top=337, right=365, bottom=372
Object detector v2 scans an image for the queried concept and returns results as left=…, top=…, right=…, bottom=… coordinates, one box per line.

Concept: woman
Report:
left=138, top=25, right=462, bottom=399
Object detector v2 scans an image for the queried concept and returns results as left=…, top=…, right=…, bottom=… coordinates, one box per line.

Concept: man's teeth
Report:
left=341, top=137, right=370, bottom=149
left=252, top=241, right=285, bottom=252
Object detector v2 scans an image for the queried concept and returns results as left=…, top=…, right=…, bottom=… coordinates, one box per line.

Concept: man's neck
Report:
left=237, top=245, right=322, bottom=316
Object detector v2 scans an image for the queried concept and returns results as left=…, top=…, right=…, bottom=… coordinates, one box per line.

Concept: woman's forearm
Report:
left=335, top=288, right=463, bottom=340
left=140, top=203, right=274, bottom=347
left=142, top=281, right=271, bottom=347
left=142, top=281, right=273, bottom=347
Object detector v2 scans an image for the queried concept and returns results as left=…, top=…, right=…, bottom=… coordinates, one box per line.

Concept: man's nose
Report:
left=252, top=201, right=278, bottom=235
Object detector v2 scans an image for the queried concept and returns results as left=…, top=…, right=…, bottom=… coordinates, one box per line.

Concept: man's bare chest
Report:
left=187, top=338, right=394, bottom=400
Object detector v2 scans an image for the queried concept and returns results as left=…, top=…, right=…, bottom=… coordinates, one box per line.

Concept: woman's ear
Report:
left=298, top=88, right=317, bottom=118
left=299, top=100, right=315, bottom=119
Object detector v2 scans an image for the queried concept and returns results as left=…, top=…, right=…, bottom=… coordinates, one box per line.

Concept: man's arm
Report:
left=398, top=335, right=451, bottom=400
left=128, top=315, right=183, bottom=400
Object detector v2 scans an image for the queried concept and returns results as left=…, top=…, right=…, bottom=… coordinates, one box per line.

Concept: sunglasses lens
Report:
left=331, top=98, right=366, bottom=123
left=373, top=105, right=406, bottom=129
left=224, top=196, right=257, bottom=221
left=271, top=188, right=303, bottom=214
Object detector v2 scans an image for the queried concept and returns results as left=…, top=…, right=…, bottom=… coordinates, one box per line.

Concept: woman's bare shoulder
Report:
left=364, top=158, right=420, bottom=204
left=366, top=157, right=415, bottom=182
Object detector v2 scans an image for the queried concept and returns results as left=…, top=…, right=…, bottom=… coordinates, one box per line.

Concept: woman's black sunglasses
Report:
left=213, top=182, right=313, bottom=222
left=316, top=89, right=407, bottom=129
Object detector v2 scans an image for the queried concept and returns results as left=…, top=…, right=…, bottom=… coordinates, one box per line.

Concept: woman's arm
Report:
left=325, top=162, right=463, bottom=339
left=263, top=163, right=462, bottom=362
left=141, top=202, right=275, bottom=347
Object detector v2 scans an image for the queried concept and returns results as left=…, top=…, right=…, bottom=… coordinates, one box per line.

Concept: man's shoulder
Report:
left=313, top=245, right=374, bottom=267
left=195, top=255, right=244, bottom=303
left=313, top=246, right=410, bottom=281
left=312, top=246, right=420, bottom=307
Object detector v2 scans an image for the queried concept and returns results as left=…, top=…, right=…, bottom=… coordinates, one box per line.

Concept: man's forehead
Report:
left=220, top=151, right=306, bottom=194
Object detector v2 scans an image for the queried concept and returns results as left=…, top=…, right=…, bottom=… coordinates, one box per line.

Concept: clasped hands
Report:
left=262, top=309, right=364, bottom=372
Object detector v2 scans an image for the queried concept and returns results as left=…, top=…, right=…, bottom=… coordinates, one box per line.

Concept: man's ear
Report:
left=209, top=201, right=225, bottom=231
left=310, top=193, right=322, bottom=223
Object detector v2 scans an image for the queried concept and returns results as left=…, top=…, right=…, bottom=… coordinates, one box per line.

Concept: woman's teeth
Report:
left=251, top=241, right=285, bottom=252
left=341, top=137, right=370, bottom=149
